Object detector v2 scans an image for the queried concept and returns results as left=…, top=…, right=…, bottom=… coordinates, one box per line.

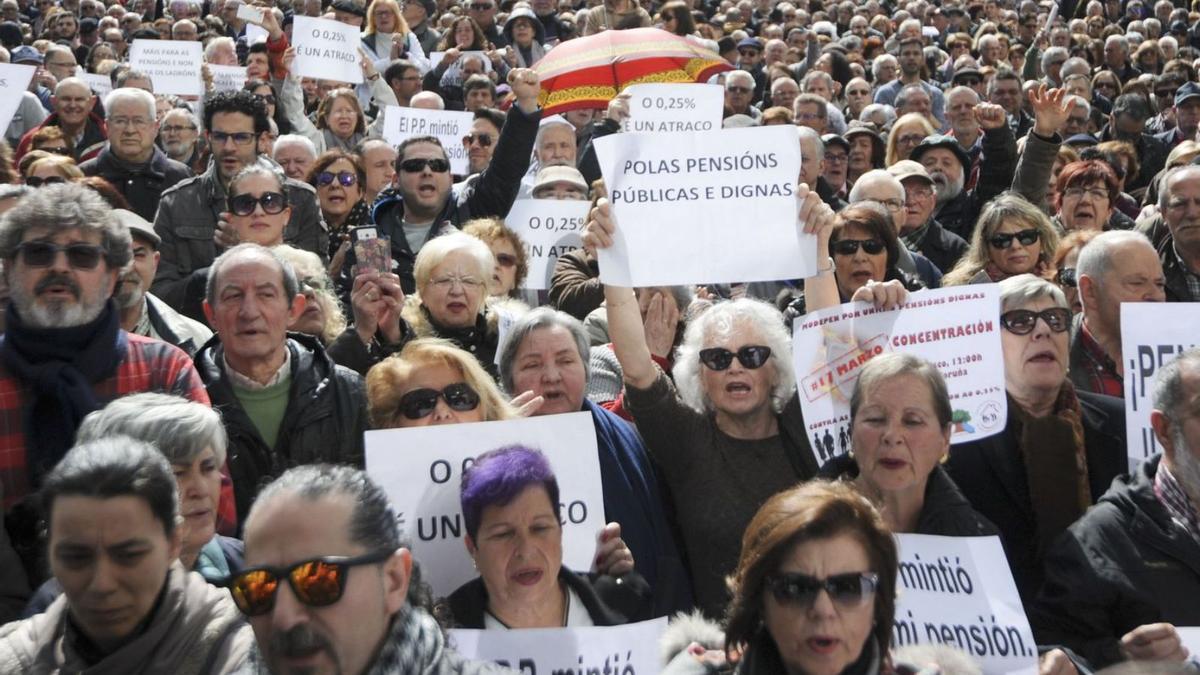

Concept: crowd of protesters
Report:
left=0, top=0, right=1196, bottom=672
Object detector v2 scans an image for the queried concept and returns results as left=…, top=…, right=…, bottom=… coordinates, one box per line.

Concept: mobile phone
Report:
left=352, top=227, right=392, bottom=276
left=236, top=3, right=264, bottom=23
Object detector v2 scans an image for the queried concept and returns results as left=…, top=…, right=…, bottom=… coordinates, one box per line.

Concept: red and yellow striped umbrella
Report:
left=533, top=27, right=732, bottom=114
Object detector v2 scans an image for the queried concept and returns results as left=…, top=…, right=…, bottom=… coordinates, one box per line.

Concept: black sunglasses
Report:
left=224, top=549, right=393, bottom=616
left=1055, top=267, right=1077, bottom=288
left=399, top=157, right=451, bottom=173
left=698, top=345, right=772, bottom=371
left=255, top=93, right=277, bottom=106
left=316, top=171, right=357, bottom=188
left=25, top=176, right=67, bottom=187
left=766, top=571, right=879, bottom=608
left=399, top=383, right=481, bottom=420
left=462, top=132, right=493, bottom=147
left=999, top=308, right=1072, bottom=335
left=229, top=191, right=288, bottom=216
left=832, top=238, right=885, bottom=256
left=988, top=228, right=1040, bottom=249
left=16, top=241, right=104, bottom=269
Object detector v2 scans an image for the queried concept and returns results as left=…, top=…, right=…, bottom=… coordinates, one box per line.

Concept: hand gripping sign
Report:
left=450, top=618, right=668, bottom=674
left=292, top=16, right=363, bottom=84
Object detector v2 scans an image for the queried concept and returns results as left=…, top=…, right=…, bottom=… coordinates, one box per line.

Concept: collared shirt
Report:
left=132, top=297, right=154, bottom=339
left=901, top=221, right=931, bottom=251
left=223, top=349, right=291, bottom=390
left=1155, top=461, right=1200, bottom=541
left=1175, top=244, right=1200, bottom=301
left=1076, top=321, right=1124, bottom=397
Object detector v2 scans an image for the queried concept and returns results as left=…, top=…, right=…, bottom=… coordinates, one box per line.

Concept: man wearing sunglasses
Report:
left=152, top=91, right=327, bottom=315
left=460, top=107, right=503, bottom=176
left=232, top=464, right=508, bottom=675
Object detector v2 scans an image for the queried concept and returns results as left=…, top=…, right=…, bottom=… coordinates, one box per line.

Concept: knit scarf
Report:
left=0, top=300, right=122, bottom=485
left=900, top=222, right=930, bottom=251
left=1008, top=383, right=1091, bottom=555
left=321, top=128, right=366, bottom=154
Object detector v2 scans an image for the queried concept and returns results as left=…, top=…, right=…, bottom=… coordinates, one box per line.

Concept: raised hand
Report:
left=1028, top=83, right=1077, bottom=137
left=582, top=198, right=615, bottom=253
left=508, top=67, right=541, bottom=113
left=1120, top=623, right=1188, bottom=663
left=974, top=102, right=1008, bottom=130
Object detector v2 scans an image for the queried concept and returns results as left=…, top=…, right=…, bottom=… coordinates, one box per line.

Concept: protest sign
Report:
left=503, top=199, right=588, bottom=290
left=792, top=286, right=1006, bottom=466
left=292, top=16, right=362, bottom=84
left=129, top=40, right=203, bottom=96
left=0, top=64, right=36, bottom=133
left=894, top=534, right=1038, bottom=675
left=380, top=105, right=474, bottom=175
left=236, top=2, right=264, bottom=23
left=365, top=413, right=605, bottom=596
left=593, top=125, right=812, bottom=286
left=450, top=618, right=668, bottom=674
left=79, top=72, right=112, bottom=98
left=429, top=50, right=494, bottom=72
left=245, top=23, right=269, bottom=44
left=210, top=64, right=248, bottom=93
left=1179, top=628, right=1200, bottom=665
left=621, top=82, right=724, bottom=133
left=1120, top=302, right=1200, bottom=472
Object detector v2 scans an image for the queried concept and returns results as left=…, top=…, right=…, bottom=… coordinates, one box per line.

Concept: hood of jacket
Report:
left=194, top=331, right=339, bottom=396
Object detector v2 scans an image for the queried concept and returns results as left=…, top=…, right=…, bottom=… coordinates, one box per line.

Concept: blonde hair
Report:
left=942, top=192, right=1060, bottom=286
left=885, top=113, right=936, bottom=167
left=26, top=155, right=84, bottom=180
left=272, top=245, right=347, bottom=344
left=365, top=0, right=410, bottom=35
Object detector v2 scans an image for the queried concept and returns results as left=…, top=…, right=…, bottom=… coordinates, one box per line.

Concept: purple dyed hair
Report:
left=460, top=445, right=561, bottom=541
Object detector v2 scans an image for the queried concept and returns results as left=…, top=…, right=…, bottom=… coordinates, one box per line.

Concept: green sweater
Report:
left=232, top=375, right=291, bottom=450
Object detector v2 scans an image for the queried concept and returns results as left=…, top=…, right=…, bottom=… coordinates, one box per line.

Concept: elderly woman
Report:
left=503, top=7, right=546, bottom=68
left=885, top=113, right=937, bottom=167
left=274, top=245, right=348, bottom=346
left=306, top=150, right=371, bottom=265
left=462, top=217, right=530, bottom=300
left=818, top=353, right=997, bottom=536
left=361, top=0, right=429, bottom=72
left=280, top=51, right=398, bottom=154
left=23, top=155, right=83, bottom=186
left=446, top=445, right=650, bottom=628
left=941, top=193, right=1060, bottom=286
left=946, top=274, right=1126, bottom=604
left=0, top=438, right=253, bottom=671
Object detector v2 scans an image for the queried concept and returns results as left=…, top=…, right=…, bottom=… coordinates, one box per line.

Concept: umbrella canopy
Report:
left=533, top=27, right=732, bottom=114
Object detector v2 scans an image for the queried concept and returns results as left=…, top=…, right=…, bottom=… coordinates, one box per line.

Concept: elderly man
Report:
left=1069, top=231, right=1166, bottom=398
left=793, top=93, right=828, bottom=134
left=768, top=76, right=799, bottom=112
left=988, top=69, right=1034, bottom=140
left=197, top=244, right=366, bottom=522
left=801, top=71, right=847, bottom=134
left=42, top=45, right=77, bottom=87
left=895, top=84, right=936, bottom=126
left=384, top=60, right=422, bottom=108
left=534, top=117, right=575, bottom=169
left=887, top=160, right=967, bottom=274
left=724, top=70, right=761, bottom=121
left=16, top=78, right=106, bottom=163
left=229, top=465, right=510, bottom=674
left=1102, top=94, right=1168, bottom=193
left=946, top=86, right=982, bottom=155
left=461, top=108, right=503, bottom=176
left=871, top=53, right=899, bottom=89
left=848, top=169, right=943, bottom=286
left=1148, top=166, right=1200, bottom=302
left=153, top=91, right=326, bottom=313
left=171, top=17, right=198, bottom=40
left=822, top=133, right=851, bottom=198
left=0, top=184, right=208, bottom=583
left=1032, top=348, right=1200, bottom=669
left=873, top=38, right=946, bottom=126
left=80, top=88, right=192, bottom=221
left=798, top=126, right=845, bottom=211
left=159, top=107, right=204, bottom=173
left=358, top=138, right=397, bottom=206
left=530, top=165, right=588, bottom=200
left=272, top=134, right=318, bottom=182
left=1099, top=34, right=1140, bottom=82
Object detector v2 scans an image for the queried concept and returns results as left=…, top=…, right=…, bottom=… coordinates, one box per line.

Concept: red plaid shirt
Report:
left=1075, top=323, right=1125, bottom=398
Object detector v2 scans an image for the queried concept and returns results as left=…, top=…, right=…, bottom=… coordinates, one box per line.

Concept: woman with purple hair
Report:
left=444, top=445, right=652, bottom=629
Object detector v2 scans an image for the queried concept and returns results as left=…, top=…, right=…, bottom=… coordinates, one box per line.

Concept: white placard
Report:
left=504, top=199, right=588, bottom=291
left=380, top=105, right=474, bottom=175
left=210, top=64, right=248, bottom=92
left=894, top=534, right=1038, bottom=675
left=79, top=72, right=112, bottom=98
left=594, top=125, right=812, bottom=286
left=792, top=286, right=1006, bottom=467
left=292, top=16, right=363, bottom=84
left=129, top=39, right=203, bottom=96
left=0, top=64, right=36, bottom=134
left=364, top=413, right=605, bottom=597
left=429, top=50, right=494, bottom=73
left=494, top=309, right=516, bottom=366
left=245, top=23, right=269, bottom=44
left=1121, top=302, right=1200, bottom=472
left=236, top=2, right=264, bottom=23
left=1179, top=627, right=1200, bottom=665
left=450, top=618, right=667, bottom=673
left=622, top=83, right=723, bottom=133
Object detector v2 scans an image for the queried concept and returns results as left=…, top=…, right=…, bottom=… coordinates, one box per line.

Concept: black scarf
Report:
left=0, top=300, right=122, bottom=485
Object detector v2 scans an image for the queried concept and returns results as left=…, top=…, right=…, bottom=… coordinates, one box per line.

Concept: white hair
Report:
left=204, top=36, right=235, bottom=60
left=849, top=169, right=905, bottom=204
left=104, top=86, right=156, bottom=119
left=272, top=134, right=317, bottom=161
left=1077, top=230, right=1156, bottom=285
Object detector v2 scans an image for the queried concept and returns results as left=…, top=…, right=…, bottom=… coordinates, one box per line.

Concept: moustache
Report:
left=35, top=273, right=80, bottom=298
left=269, top=624, right=334, bottom=661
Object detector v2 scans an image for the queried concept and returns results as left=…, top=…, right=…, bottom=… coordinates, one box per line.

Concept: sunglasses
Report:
left=229, top=191, right=288, bottom=216
left=39, top=146, right=71, bottom=156
left=463, top=132, right=493, bottom=147
left=316, top=171, right=357, bottom=188
left=988, top=228, right=1040, bottom=249
left=16, top=241, right=104, bottom=269
left=224, top=550, right=393, bottom=616
left=1055, top=267, right=1077, bottom=288
left=398, top=383, right=481, bottom=420
left=767, top=571, right=879, bottom=608
left=999, top=307, right=1072, bottom=335
left=698, top=345, right=772, bottom=371
left=399, top=157, right=451, bottom=173
left=495, top=252, right=517, bottom=267
left=832, top=238, right=885, bottom=256
left=25, top=176, right=67, bottom=187
left=255, top=93, right=277, bottom=106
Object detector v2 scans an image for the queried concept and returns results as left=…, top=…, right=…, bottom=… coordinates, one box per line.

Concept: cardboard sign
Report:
left=79, top=72, right=112, bottom=98
left=450, top=618, right=668, bottom=673
left=622, top=83, right=723, bottom=133
left=129, top=39, right=204, bottom=96
left=894, top=534, right=1038, bottom=675
left=503, top=199, right=588, bottom=291
left=0, top=64, right=36, bottom=133
left=210, top=64, right=248, bottom=93
left=364, top=413, right=605, bottom=597
left=1121, top=302, right=1200, bottom=472
left=380, top=105, right=474, bottom=175
left=792, top=286, right=1006, bottom=467
left=594, top=125, right=814, bottom=286
left=292, top=16, right=362, bottom=84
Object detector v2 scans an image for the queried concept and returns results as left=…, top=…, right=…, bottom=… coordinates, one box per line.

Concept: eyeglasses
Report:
left=875, top=198, right=904, bottom=212
left=999, top=307, right=1072, bottom=334
left=210, top=130, right=257, bottom=145
left=495, top=252, right=517, bottom=267
left=832, top=238, right=885, bottom=256
left=463, top=132, right=493, bottom=147
left=698, top=345, right=772, bottom=371
left=316, top=171, right=358, bottom=188
left=726, top=85, right=752, bottom=95
left=108, top=116, right=152, bottom=129
left=738, top=49, right=759, bottom=57
left=255, top=93, right=277, bottom=106
left=1055, top=267, right=1077, bottom=288
left=399, top=157, right=451, bottom=173
left=161, top=124, right=196, bottom=134
left=825, top=153, right=848, bottom=164
left=766, top=571, right=879, bottom=608
left=1062, top=186, right=1108, bottom=201
left=229, top=191, right=288, bottom=216
left=300, top=276, right=333, bottom=293
left=15, top=241, right=104, bottom=269
left=224, top=550, right=393, bottom=616
left=25, top=176, right=67, bottom=187
left=398, top=383, right=481, bottom=419
left=956, top=76, right=982, bottom=86
left=429, top=275, right=484, bottom=291
left=988, top=228, right=1040, bottom=249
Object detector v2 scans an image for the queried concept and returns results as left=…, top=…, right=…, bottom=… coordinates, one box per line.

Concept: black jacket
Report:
left=445, top=567, right=652, bottom=628
left=933, top=124, right=1018, bottom=241
left=79, top=146, right=193, bottom=222
left=910, top=218, right=967, bottom=275
left=194, top=333, right=368, bottom=524
left=1031, top=455, right=1200, bottom=669
left=944, top=390, right=1127, bottom=607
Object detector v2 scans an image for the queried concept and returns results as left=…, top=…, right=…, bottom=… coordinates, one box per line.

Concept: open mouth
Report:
left=511, top=569, right=543, bottom=586
left=725, top=381, right=751, bottom=394
left=806, top=636, right=839, bottom=654
left=878, top=457, right=907, bottom=470
left=417, top=184, right=437, bottom=197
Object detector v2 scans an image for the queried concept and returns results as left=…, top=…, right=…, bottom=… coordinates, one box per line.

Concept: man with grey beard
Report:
left=158, top=107, right=205, bottom=173
left=1032, top=348, right=1200, bottom=669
